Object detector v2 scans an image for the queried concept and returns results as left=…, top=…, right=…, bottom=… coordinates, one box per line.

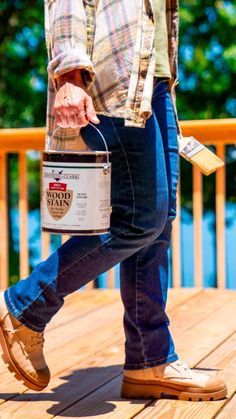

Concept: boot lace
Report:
left=29, top=332, right=45, bottom=350
left=5, top=327, right=44, bottom=354
left=175, top=360, right=190, bottom=372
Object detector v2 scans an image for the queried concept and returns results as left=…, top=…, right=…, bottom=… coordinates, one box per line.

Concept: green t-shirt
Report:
left=154, top=0, right=171, bottom=78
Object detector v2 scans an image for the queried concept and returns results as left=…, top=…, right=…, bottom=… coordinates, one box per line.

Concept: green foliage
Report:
left=0, top=0, right=47, bottom=128
left=0, top=1, right=235, bottom=128
left=178, top=1, right=236, bottom=120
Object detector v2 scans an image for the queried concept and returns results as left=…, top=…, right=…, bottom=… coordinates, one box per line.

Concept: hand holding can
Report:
left=52, top=70, right=100, bottom=128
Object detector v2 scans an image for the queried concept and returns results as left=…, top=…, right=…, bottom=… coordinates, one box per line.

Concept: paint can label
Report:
left=41, top=161, right=111, bottom=233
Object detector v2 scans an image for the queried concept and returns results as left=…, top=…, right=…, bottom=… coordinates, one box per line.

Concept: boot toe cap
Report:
left=30, top=366, right=51, bottom=386
left=206, top=376, right=227, bottom=392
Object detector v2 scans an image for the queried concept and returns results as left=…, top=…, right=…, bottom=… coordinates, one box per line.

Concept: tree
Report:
left=0, top=0, right=47, bottom=128
left=0, top=1, right=235, bottom=128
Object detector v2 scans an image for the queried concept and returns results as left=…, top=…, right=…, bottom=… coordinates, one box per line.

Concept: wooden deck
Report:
left=0, top=288, right=236, bottom=418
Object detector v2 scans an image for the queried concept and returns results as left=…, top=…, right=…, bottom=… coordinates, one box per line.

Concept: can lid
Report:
left=44, top=150, right=111, bottom=155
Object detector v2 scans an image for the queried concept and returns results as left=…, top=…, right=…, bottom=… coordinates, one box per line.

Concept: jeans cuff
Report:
left=4, top=289, right=45, bottom=333
left=123, top=353, right=179, bottom=370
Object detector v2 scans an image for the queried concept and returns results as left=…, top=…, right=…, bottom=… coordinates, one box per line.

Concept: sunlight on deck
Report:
left=0, top=289, right=235, bottom=418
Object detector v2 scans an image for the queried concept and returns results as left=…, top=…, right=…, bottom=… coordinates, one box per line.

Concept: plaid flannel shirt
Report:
left=44, top=0, right=181, bottom=148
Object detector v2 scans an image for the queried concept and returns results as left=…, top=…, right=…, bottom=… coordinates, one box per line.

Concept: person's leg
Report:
left=120, top=81, right=227, bottom=401
left=4, top=114, right=169, bottom=333
left=120, top=80, right=179, bottom=370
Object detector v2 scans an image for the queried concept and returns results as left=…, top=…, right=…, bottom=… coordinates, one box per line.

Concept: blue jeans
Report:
left=4, top=79, right=179, bottom=369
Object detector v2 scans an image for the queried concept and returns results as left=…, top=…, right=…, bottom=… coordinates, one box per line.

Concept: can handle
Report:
left=49, top=122, right=110, bottom=165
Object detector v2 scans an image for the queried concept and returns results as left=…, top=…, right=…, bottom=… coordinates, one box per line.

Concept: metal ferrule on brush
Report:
left=179, top=136, right=205, bottom=160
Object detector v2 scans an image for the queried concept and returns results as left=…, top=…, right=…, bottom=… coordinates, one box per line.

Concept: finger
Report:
left=73, top=112, right=89, bottom=128
left=55, top=114, right=64, bottom=127
left=67, top=114, right=78, bottom=129
left=55, top=111, right=70, bottom=128
left=64, top=109, right=88, bottom=128
left=72, top=103, right=89, bottom=126
left=61, top=97, right=87, bottom=125
left=85, top=96, right=100, bottom=124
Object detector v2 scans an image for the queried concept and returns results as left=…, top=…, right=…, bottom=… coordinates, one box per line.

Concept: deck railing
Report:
left=0, top=119, right=235, bottom=289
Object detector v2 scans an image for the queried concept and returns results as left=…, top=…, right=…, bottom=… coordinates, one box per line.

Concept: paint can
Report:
left=41, top=123, right=111, bottom=235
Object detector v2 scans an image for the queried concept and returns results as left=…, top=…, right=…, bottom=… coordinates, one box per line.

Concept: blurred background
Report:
left=0, top=0, right=236, bottom=288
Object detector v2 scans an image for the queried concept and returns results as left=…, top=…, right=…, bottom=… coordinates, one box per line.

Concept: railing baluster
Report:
left=39, top=150, right=50, bottom=261
left=216, top=144, right=226, bottom=289
left=172, top=171, right=182, bottom=288
left=61, top=235, right=71, bottom=244
left=0, top=152, right=9, bottom=289
left=19, top=152, right=29, bottom=279
left=107, top=268, right=115, bottom=288
left=193, top=166, right=203, bottom=288
left=41, top=232, right=50, bottom=260
left=85, top=281, right=95, bottom=289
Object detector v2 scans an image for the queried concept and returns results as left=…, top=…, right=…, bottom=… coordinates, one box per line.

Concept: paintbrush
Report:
left=178, top=135, right=224, bottom=176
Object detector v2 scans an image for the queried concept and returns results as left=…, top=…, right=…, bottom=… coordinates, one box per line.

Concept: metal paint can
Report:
left=41, top=125, right=111, bottom=235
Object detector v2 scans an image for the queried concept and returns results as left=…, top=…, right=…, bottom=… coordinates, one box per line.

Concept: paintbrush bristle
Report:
left=178, top=136, right=225, bottom=176
left=190, top=148, right=224, bottom=175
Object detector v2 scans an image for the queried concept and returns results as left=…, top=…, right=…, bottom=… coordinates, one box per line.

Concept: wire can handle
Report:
left=49, top=122, right=110, bottom=165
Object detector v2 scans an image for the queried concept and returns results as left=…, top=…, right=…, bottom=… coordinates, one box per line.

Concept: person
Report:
left=0, top=0, right=227, bottom=401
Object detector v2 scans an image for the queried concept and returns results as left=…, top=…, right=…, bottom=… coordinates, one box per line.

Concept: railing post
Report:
left=85, top=281, right=95, bottom=289
left=107, top=268, right=115, bottom=288
left=193, top=166, right=203, bottom=288
left=0, top=152, right=9, bottom=289
left=172, top=168, right=182, bottom=288
left=216, top=143, right=226, bottom=289
left=41, top=232, right=50, bottom=261
left=19, top=152, right=29, bottom=279
left=61, top=235, right=71, bottom=244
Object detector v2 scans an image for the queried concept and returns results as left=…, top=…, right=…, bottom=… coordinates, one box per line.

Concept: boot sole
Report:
left=121, top=379, right=227, bottom=402
left=0, top=325, right=48, bottom=391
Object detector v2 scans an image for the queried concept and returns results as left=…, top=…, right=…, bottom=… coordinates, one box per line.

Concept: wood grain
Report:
left=216, top=143, right=226, bottom=289
left=0, top=289, right=202, bottom=417
left=0, top=152, right=9, bottom=289
left=0, top=290, right=234, bottom=418
left=216, top=393, right=236, bottom=418
left=19, top=151, right=29, bottom=279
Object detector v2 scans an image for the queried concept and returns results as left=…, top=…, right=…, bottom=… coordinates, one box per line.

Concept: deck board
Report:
left=216, top=393, right=236, bottom=418
left=0, top=289, right=235, bottom=418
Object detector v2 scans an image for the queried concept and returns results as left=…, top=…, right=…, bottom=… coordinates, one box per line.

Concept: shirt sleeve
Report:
left=44, top=0, right=95, bottom=89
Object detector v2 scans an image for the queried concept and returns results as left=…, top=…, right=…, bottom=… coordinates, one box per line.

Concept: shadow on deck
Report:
left=0, top=288, right=236, bottom=418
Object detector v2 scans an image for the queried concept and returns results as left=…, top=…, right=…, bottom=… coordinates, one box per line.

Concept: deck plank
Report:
left=0, top=288, right=199, bottom=376
left=55, top=332, right=236, bottom=419
left=0, top=289, right=120, bottom=374
left=46, top=289, right=121, bottom=331
left=173, top=296, right=236, bottom=366
left=0, top=290, right=199, bottom=416
left=54, top=375, right=150, bottom=419
left=53, top=290, right=236, bottom=419
left=0, top=289, right=200, bottom=417
left=168, top=289, right=235, bottom=341
left=0, top=289, right=235, bottom=418
left=0, top=299, right=123, bottom=374
left=0, top=300, right=125, bottom=403
left=216, top=394, right=236, bottom=418
left=0, top=289, right=197, bottom=402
